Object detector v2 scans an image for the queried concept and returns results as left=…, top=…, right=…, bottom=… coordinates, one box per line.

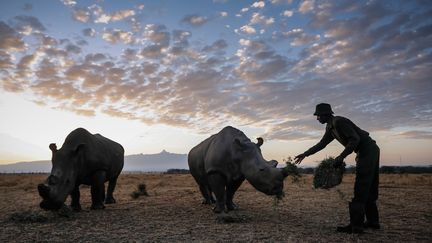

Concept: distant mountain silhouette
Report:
left=0, top=150, right=188, bottom=173
left=123, top=150, right=188, bottom=172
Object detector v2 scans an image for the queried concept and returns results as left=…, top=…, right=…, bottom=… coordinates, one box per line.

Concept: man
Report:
left=294, top=103, right=380, bottom=234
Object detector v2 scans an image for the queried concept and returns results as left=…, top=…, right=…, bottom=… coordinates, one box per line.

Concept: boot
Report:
left=336, top=202, right=365, bottom=234
left=365, top=202, right=380, bottom=229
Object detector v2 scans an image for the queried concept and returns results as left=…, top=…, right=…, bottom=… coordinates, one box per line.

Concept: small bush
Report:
left=131, top=183, right=149, bottom=199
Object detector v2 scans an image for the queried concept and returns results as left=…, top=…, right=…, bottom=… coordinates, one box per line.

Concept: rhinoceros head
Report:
left=38, top=143, right=83, bottom=210
left=232, top=138, right=288, bottom=198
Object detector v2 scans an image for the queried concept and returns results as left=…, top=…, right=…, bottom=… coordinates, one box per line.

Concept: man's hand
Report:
left=333, top=156, right=344, bottom=168
left=294, top=153, right=306, bottom=164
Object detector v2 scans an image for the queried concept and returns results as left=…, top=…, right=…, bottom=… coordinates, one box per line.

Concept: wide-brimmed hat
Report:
left=313, top=103, right=334, bottom=116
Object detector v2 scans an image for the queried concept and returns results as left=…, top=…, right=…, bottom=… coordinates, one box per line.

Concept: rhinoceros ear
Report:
left=256, top=137, right=263, bottom=147
left=49, top=143, right=57, bottom=152
left=49, top=143, right=57, bottom=153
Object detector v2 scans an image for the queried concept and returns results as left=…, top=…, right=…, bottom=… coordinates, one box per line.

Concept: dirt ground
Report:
left=0, top=173, right=431, bottom=242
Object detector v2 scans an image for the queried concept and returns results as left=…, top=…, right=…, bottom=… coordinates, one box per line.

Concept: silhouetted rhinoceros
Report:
left=38, top=128, right=124, bottom=211
left=188, top=126, right=288, bottom=213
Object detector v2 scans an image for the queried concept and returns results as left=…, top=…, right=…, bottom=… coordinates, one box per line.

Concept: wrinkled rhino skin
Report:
left=38, top=128, right=124, bottom=211
left=188, top=126, right=288, bottom=213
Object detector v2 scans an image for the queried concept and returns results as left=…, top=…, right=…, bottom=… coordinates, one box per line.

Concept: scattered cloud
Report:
left=219, top=11, right=228, bottom=17
left=181, top=14, right=209, bottom=26
left=102, top=28, right=134, bottom=44
left=0, top=1, right=431, bottom=142
left=72, top=9, right=91, bottom=23
left=0, top=21, right=26, bottom=51
left=250, top=13, right=275, bottom=26
left=61, top=0, right=77, bottom=7
left=82, top=28, right=96, bottom=37
left=396, top=131, right=432, bottom=140
left=282, top=10, right=294, bottom=17
left=299, top=0, right=314, bottom=13
left=239, top=25, right=256, bottom=34
left=252, top=1, right=265, bottom=9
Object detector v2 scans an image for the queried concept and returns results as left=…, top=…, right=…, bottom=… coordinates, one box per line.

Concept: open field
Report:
left=0, top=173, right=431, bottom=242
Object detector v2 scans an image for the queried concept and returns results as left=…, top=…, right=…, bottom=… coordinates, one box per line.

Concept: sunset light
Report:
left=0, top=0, right=431, bottom=166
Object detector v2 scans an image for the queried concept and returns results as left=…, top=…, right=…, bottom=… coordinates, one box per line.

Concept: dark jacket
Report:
left=304, top=116, right=373, bottom=159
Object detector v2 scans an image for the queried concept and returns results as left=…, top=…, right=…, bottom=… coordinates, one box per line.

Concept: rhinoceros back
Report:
left=62, top=128, right=124, bottom=180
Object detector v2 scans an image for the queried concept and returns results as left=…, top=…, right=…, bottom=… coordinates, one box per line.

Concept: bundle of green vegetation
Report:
left=274, top=159, right=301, bottom=203
left=131, top=183, right=149, bottom=199
left=313, top=157, right=345, bottom=189
left=283, top=161, right=301, bottom=178
left=282, top=157, right=301, bottom=180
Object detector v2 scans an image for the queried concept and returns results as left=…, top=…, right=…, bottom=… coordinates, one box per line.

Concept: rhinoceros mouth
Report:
left=268, top=185, right=284, bottom=197
left=38, top=183, right=64, bottom=210
left=38, top=184, right=50, bottom=199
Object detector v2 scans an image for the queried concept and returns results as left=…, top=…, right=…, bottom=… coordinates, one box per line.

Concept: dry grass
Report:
left=0, top=173, right=431, bottom=242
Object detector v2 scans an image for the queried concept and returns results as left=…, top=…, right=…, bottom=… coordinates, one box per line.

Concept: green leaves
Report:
left=313, top=157, right=345, bottom=189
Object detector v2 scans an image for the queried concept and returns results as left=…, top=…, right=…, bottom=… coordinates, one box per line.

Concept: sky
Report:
left=0, top=0, right=431, bottom=167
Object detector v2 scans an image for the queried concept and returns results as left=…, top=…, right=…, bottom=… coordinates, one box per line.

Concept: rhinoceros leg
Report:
left=208, top=173, right=227, bottom=213
left=105, top=177, right=118, bottom=204
left=199, top=184, right=215, bottom=205
left=70, top=185, right=82, bottom=211
left=90, top=170, right=106, bottom=210
left=226, top=177, right=244, bottom=211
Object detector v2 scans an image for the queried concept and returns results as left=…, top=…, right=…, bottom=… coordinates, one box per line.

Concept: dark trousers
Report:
left=352, top=141, right=380, bottom=225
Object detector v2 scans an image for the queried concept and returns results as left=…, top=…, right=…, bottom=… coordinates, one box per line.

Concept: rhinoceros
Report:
left=38, top=128, right=124, bottom=211
left=188, top=126, right=289, bottom=213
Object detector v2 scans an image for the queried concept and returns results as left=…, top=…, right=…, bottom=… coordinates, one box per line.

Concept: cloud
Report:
left=239, top=25, right=256, bottom=34
left=0, top=50, right=14, bottom=69
left=252, top=1, right=265, bottom=9
left=181, top=14, right=209, bottom=26
left=299, top=0, right=314, bottom=13
left=271, top=0, right=293, bottom=4
left=235, top=39, right=291, bottom=83
left=282, top=10, right=294, bottom=17
left=1, top=2, right=431, bottom=143
left=70, top=4, right=135, bottom=24
left=95, top=9, right=135, bottom=23
left=73, top=9, right=91, bottom=23
left=202, top=39, right=228, bottom=52
left=0, top=21, right=26, bottom=51
left=102, top=28, right=134, bottom=44
left=82, top=28, right=96, bottom=37
left=144, top=24, right=170, bottom=46
left=61, top=0, right=77, bottom=7
left=272, top=28, right=320, bottom=46
left=12, top=15, right=46, bottom=35
left=250, top=13, right=275, bottom=26
left=396, top=131, right=432, bottom=140
left=140, top=44, right=165, bottom=59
